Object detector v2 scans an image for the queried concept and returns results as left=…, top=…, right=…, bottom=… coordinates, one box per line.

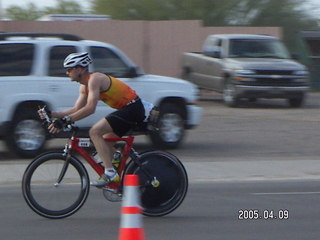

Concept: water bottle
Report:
left=112, top=150, right=122, bottom=170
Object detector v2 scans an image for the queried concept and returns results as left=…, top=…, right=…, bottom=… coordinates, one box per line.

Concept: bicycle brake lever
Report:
left=38, top=105, right=52, bottom=124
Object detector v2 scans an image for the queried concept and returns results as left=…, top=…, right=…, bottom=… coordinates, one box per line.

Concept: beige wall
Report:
left=0, top=20, right=281, bottom=77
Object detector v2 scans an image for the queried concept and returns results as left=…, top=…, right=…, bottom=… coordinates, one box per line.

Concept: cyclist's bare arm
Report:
left=52, top=85, right=88, bottom=118
left=38, top=86, right=88, bottom=134
left=49, top=73, right=109, bottom=120
left=67, top=76, right=102, bottom=122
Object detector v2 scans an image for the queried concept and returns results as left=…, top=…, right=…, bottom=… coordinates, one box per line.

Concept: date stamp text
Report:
left=238, top=209, right=289, bottom=220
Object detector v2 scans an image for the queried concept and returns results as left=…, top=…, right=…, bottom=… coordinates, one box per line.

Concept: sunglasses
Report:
left=66, top=68, right=75, bottom=74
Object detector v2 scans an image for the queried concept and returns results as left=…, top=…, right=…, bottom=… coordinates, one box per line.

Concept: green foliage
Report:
left=91, top=0, right=319, bottom=25
left=91, top=0, right=240, bottom=25
left=5, top=3, right=43, bottom=20
left=228, top=0, right=320, bottom=50
left=5, top=0, right=85, bottom=20
left=3, top=0, right=320, bottom=52
left=44, top=0, right=85, bottom=14
left=91, top=0, right=320, bottom=51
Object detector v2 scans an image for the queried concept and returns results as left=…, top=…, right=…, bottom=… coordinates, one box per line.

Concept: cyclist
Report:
left=39, top=52, right=145, bottom=187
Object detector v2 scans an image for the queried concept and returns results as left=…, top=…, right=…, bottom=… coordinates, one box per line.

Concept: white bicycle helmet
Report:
left=63, top=52, right=93, bottom=68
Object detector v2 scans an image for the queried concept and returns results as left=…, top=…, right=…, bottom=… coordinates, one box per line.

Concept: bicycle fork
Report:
left=54, top=144, right=72, bottom=187
left=129, top=149, right=160, bottom=188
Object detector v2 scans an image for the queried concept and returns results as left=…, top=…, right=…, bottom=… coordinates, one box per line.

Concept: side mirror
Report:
left=127, top=66, right=144, bottom=78
left=204, top=49, right=221, bottom=58
left=291, top=53, right=299, bottom=60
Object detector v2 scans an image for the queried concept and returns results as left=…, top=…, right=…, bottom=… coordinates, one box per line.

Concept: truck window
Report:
left=90, top=46, right=129, bottom=77
left=49, top=46, right=77, bottom=77
left=215, top=39, right=222, bottom=47
left=203, top=37, right=222, bottom=57
left=229, top=39, right=290, bottom=59
left=0, top=43, right=34, bottom=76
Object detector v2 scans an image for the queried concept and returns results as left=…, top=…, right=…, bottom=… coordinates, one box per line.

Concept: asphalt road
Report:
left=1, top=92, right=320, bottom=240
left=1, top=180, right=320, bottom=240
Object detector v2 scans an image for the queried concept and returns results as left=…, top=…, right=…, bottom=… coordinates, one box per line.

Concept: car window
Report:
left=49, top=46, right=77, bottom=77
left=90, top=46, right=130, bottom=77
left=0, top=43, right=34, bottom=76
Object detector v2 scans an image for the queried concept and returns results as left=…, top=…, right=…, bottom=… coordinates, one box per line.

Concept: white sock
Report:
left=104, top=168, right=116, bottom=177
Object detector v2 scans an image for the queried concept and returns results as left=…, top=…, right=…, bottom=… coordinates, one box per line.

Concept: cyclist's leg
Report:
left=89, top=118, right=117, bottom=169
left=90, top=118, right=121, bottom=187
left=90, top=102, right=144, bottom=186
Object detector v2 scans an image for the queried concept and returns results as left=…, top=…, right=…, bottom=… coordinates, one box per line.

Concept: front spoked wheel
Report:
left=22, top=152, right=90, bottom=219
left=125, top=151, right=188, bottom=217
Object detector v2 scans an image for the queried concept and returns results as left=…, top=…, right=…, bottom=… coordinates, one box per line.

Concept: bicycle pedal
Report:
left=103, top=187, right=118, bottom=194
left=102, top=187, right=122, bottom=202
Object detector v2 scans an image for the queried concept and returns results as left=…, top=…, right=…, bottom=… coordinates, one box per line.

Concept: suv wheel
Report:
left=6, top=112, right=46, bottom=158
left=150, top=103, right=185, bottom=149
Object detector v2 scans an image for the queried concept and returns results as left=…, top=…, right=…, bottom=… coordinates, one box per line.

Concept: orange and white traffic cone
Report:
left=118, top=174, right=145, bottom=240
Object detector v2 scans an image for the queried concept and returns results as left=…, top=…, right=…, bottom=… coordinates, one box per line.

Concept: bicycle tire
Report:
left=22, top=152, right=90, bottom=219
left=125, top=151, right=188, bottom=217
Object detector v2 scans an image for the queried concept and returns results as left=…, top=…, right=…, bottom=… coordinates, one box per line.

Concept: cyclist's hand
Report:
left=48, top=123, right=60, bottom=134
left=49, top=117, right=72, bottom=134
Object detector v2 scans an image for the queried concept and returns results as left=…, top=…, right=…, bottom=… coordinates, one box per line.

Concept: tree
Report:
left=4, top=0, right=320, bottom=52
left=91, top=0, right=240, bottom=25
left=5, top=3, right=43, bottom=20
left=227, top=0, right=320, bottom=50
left=91, top=0, right=320, bottom=51
left=44, top=0, right=85, bottom=15
left=5, top=0, right=86, bottom=20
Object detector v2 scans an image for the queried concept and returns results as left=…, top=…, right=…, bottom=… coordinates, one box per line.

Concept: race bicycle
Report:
left=22, top=108, right=188, bottom=219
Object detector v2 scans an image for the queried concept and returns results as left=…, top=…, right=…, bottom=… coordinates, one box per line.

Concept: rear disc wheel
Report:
left=125, top=151, right=188, bottom=217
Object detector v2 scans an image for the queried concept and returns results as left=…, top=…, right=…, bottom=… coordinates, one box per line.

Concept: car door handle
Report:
left=49, top=85, right=60, bottom=92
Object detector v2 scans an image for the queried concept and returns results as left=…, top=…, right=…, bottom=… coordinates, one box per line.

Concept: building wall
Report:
left=0, top=20, right=281, bottom=77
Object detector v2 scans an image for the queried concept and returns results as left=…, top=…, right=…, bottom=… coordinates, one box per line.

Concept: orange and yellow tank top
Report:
left=99, top=75, right=138, bottom=110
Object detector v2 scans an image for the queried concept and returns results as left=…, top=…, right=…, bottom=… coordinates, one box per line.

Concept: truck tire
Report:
left=223, top=79, right=239, bottom=107
left=6, top=110, right=46, bottom=158
left=288, top=94, right=304, bottom=108
left=150, top=103, right=185, bottom=149
left=181, top=67, right=191, bottom=81
left=181, top=67, right=193, bottom=83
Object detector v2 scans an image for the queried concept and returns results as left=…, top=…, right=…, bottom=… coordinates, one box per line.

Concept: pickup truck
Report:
left=0, top=32, right=202, bottom=158
left=181, top=34, right=309, bottom=107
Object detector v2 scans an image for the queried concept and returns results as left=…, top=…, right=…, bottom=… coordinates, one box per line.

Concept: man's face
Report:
left=66, top=67, right=81, bottom=82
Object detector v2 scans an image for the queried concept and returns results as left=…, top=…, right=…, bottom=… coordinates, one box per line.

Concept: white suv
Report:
left=0, top=33, right=202, bottom=158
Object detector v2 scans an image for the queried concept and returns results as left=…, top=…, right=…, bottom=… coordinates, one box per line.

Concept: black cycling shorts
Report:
left=106, top=98, right=145, bottom=137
